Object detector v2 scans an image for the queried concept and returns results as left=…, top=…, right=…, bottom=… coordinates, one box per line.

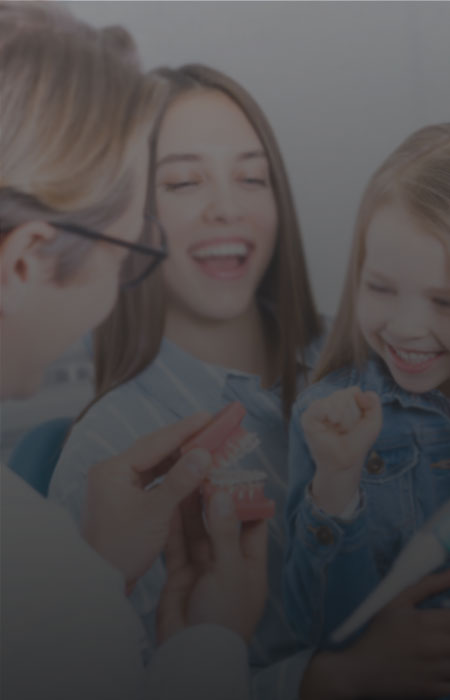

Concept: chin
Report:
left=388, top=368, right=441, bottom=395
left=203, top=302, right=252, bottom=323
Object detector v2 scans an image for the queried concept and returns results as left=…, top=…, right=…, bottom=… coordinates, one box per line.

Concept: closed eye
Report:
left=163, top=180, right=200, bottom=191
left=433, top=297, right=450, bottom=310
left=366, top=282, right=394, bottom=294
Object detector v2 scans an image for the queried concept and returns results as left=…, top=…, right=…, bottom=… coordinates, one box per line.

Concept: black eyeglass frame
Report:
left=50, top=214, right=168, bottom=288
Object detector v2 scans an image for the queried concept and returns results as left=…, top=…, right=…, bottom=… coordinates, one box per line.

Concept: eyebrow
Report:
left=156, top=149, right=267, bottom=168
left=366, top=269, right=450, bottom=295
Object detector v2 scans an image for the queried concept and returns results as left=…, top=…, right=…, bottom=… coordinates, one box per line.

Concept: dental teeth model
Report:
left=332, top=499, right=450, bottom=643
left=145, top=402, right=275, bottom=521
left=203, top=467, right=275, bottom=522
left=186, top=402, right=275, bottom=521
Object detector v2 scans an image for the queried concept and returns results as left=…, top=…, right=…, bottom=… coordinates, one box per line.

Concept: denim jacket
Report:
left=284, top=356, right=450, bottom=651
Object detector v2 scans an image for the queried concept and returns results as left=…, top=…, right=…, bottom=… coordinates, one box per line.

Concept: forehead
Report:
left=364, top=202, right=449, bottom=284
left=156, top=89, right=263, bottom=158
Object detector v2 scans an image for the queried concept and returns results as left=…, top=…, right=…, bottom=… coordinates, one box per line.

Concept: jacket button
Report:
left=314, top=525, right=335, bottom=546
left=366, top=451, right=385, bottom=475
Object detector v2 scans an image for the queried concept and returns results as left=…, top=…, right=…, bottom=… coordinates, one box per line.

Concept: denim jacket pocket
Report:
left=361, top=438, right=419, bottom=575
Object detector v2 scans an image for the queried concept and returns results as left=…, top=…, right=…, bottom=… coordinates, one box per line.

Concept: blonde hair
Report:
left=314, top=123, right=450, bottom=382
left=0, top=1, right=161, bottom=280
left=92, top=63, right=322, bottom=419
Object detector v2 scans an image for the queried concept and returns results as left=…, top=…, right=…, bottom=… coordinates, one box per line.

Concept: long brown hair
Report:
left=314, top=123, right=450, bottom=383
left=93, top=64, right=322, bottom=419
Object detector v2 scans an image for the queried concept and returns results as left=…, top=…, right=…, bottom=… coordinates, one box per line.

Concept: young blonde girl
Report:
left=285, top=124, right=450, bottom=696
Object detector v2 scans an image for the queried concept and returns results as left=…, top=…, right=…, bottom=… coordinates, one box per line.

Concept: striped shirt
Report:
left=50, top=335, right=325, bottom=700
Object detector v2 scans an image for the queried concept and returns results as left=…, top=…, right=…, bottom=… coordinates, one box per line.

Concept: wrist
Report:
left=300, top=650, right=362, bottom=700
left=312, top=472, right=361, bottom=516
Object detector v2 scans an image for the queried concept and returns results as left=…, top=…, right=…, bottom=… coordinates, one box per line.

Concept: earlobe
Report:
left=0, top=221, right=57, bottom=314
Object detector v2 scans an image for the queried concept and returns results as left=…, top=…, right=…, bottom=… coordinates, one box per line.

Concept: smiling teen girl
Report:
left=50, top=65, right=324, bottom=700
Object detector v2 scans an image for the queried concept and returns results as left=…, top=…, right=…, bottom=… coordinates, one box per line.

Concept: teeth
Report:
left=210, top=467, right=267, bottom=487
left=218, top=432, right=260, bottom=469
left=392, top=346, right=440, bottom=365
left=192, top=242, right=248, bottom=259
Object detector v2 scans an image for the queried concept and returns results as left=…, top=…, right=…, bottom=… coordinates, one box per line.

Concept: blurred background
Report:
left=2, top=0, right=450, bottom=460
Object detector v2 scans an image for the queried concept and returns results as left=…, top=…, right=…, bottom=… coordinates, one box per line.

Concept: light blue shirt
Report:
left=50, top=335, right=324, bottom=700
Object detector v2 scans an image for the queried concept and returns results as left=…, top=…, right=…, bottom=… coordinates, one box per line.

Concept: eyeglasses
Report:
left=51, top=215, right=168, bottom=288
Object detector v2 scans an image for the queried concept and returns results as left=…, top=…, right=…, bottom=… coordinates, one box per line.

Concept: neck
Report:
left=164, top=302, right=280, bottom=388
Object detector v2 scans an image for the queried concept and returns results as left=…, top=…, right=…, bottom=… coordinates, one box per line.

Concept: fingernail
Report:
left=211, top=490, right=234, bottom=517
left=184, top=448, right=211, bottom=476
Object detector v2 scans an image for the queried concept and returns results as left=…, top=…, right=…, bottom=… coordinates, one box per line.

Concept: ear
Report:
left=0, top=221, right=57, bottom=315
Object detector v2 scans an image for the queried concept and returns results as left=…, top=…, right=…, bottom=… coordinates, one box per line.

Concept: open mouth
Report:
left=190, top=241, right=252, bottom=280
left=386, top=343, right=444, bottom=374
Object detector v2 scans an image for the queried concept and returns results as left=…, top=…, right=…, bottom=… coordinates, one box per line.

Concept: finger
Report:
left=164, top=508, right=188, bottom=576
left=206, top=490, right=241, bottom=568
left=128, top=412, right=211, bottom=475
left=155, top=448, right=212, bottom=513
left=390, top=570, right=450, bottom=608
left=240, top=519, right=268, bottom=564
left=181, top=490, right=211, bottom=568
left=330, top=393, right=361, bottom=431
left=355, top=390, right=382, bottom=416
left=302, top=398, right=335, bottom=427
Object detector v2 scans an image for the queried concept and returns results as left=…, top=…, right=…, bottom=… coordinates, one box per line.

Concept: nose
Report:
left=203, top=180, right=243, bottom=225
left=386, top=300, right=428, bottom=342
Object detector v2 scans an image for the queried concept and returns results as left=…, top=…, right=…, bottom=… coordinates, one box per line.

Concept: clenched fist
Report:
left=301, top=386, right=382, bottom=515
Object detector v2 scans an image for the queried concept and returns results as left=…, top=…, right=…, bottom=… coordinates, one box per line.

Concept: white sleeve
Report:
left=3, top=467, right=148, bottom=700
left=147, top=625, right=250, bottom=700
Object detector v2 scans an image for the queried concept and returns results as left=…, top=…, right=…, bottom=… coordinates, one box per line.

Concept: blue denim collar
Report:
left=360, top=355, right=450, bottom=418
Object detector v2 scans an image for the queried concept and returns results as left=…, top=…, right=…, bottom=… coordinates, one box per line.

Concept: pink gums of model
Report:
left=186, top=402, right=275, bottom=522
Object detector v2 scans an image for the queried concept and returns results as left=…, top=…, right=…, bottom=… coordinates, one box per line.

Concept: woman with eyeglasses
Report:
left=1, top=4, right=267, bottom=700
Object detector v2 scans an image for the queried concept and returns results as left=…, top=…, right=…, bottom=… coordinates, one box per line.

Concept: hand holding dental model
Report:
left=157, top=489, right=268, bottom=645
left=82, top=413, right=213, bottom=585
left=82, top=402, right=274, bottom=587
left=300, top=386, right=383, bottom=515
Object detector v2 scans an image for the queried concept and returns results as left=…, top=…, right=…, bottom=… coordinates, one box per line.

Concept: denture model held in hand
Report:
left=202, top=466, right=275, bottom=522
left=146, top=402, right=275, bottom=521
left=192, top=402, right=275, bottom=522
left=332, top=499, right=450, bottom=643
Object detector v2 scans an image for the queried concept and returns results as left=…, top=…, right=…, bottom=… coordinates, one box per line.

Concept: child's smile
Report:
left=357, top=201, right=450, bottom=396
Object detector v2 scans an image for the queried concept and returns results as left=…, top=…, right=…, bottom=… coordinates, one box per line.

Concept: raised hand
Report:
left=301, top=386, right=382, bottom=514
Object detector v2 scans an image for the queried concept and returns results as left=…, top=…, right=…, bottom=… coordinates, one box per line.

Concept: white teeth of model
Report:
left=192, top=242, right=248, bottom=259
left=395, top=348, right=438, bottom=364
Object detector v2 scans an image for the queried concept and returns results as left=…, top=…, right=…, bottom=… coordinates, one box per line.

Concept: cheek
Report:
left=437, top=320, right=450, bottom=352
left=157, top=192, right=202, bottom=239
left=356, top=291, right=383, bottom=339
left=248, top=195, right=278, bottom=252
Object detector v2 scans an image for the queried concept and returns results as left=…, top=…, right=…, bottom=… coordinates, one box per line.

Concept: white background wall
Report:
left=66, top=0, right=450, bottom=314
